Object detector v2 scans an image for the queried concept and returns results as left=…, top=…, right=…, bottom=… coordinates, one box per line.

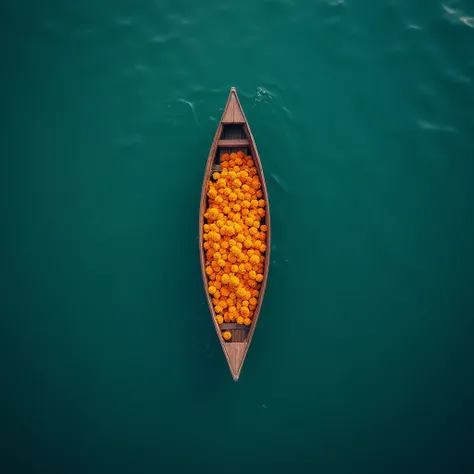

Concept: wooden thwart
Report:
left=220, top=323, right=250, bottom=330
left=218, top=139, right=249, bottom=147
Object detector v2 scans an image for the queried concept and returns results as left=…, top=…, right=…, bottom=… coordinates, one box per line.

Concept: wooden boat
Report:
left=199, top=87, right=271, bottom=381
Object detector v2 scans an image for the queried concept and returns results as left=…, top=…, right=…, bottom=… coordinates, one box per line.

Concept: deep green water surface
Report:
left=2, top=1, right=474, bottom=473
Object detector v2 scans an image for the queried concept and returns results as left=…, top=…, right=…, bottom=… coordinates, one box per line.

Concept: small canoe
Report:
left=199, top=87, right=271, bottom=381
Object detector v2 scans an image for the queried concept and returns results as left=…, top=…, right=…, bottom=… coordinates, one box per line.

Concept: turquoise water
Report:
left=2, top=0, right=474, bottom=472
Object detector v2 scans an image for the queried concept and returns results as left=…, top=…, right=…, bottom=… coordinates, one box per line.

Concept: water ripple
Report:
left=417, top=120, right=457, bottom=133
left=270, top=173, right=289, bottom=192
left=149, top=33, right=177, bottom=44
left=406, top=23, right=423, bottom=31
left=441, top=3, right=474, bottom=28
left=115, top=17, right=135, bottom=27
left=167, top=13, right=194, bottom=27
left=176, top=98, right=200, bottom=127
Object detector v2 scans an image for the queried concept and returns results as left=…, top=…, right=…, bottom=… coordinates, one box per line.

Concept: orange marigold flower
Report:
left=250, top=255, right=260, bottom=265
left=243, top=239, right=252, bottom=249
left=236, top=316, right=244, bottom=325
left=222, top=331, right=232, bottom=341
left=208, top=285, right=217, bottom=295
left=243, top=318, right=251, bottom=326
left=216, top=315, right=224, bottom=325
left=221, top=274, right=230, bottom=285
left=256, top=274, right=263, bottom=283
left=230, top=245, right=241, bottom=256
left=208, top=208, right=219, bottom=220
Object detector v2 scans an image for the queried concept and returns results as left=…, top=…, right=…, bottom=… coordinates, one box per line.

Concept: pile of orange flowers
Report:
left=203, top=151, right=267, bottom=341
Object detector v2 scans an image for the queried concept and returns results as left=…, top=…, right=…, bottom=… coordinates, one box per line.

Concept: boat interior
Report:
left=211, top=124, right=253, bottom=344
